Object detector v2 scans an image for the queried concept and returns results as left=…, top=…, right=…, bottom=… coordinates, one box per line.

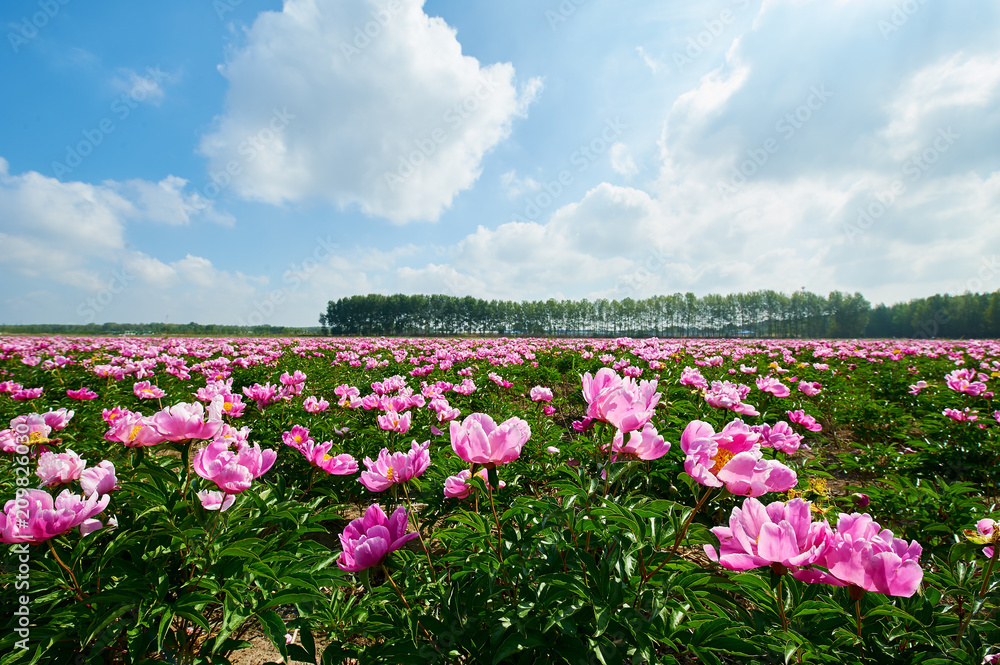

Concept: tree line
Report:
left=319, top=290, right=1000, bottom=339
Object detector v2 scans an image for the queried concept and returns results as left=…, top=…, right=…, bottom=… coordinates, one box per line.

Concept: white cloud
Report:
left=499, top=170, right=541, bottom=199
left=200, top=0, right=543, bottom=223
left=609, top=143, right=639, bottom=177
left=110, top=67, right=169, bottom=106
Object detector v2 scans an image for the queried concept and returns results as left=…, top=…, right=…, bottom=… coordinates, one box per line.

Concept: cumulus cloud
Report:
left=200, top=0, right=543, bottom=223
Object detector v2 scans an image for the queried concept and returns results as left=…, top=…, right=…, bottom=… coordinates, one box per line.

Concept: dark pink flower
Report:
left=337, top=504, right=418, bottom=572
left=680, top=419, right=796, bottom=497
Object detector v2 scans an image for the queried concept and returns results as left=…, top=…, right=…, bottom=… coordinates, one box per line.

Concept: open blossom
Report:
left=788, top=409, right=822, bottom=432
left=66, top=387, right=98, bottom=400
left=450, top=413, right=531, bottom=466
left=337, top=504, right=419, bottom=572
left=195, top=378, right=234, bottom=403
left=681, top=419, right=796, bottom=497
left=607, top=423, right=671, bottom=461
left=42, top=408, right=74, bottom=431
left=152, top=401, right=224, bottom=441
left=0, top=489, right=110, bottom=543
left=243, top=382, right=279, bottom=409
left=582, top=368, right=660, bottom=432
left=282, top=425, right=314, bottom=449
left=705, top=381, right=759, bottom=417
left=908, top=381, right=928, bottom=395
left=193, top=439, right=277, bottom=494
left=133, top=381, right=166, bottom=399
left=359, top=440, right=431, bottom=492
left=197, top=489, right=236, bottom=512
left=280, top=370, right=307, bottom=387
left=705, top=497, right=832, bottom=571
left=105, top=411, right=166, bottom=447
left=377, top=410, right=412, bottom=433
left=751, top=421, right=804, bottom=454
left=530, top=386, right=553, bottom=402
left=797, top=381, right=822, bottom=396
left=943, top=407, right=978, bottom=422
left=756, top=376, right=791, bottom=398
left=80, top=461, right=118, bottom=496
left=11, top=387, right=43, bottom=400
left=303, top=396, right=329, bottom=413
left=443, top=468, right=506, bottom=498
left=794, top=512, right=923, bottom=597
left=966, top=518, right=999, bottom=558
left=36, top=449, right=86, bottom=487
left=0, top=381, right=24, bottom=394
left=945, top=368, right=988, bottom=396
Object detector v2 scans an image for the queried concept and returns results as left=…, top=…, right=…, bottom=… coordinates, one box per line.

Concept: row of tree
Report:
left=319, top=290, right=1000, bottom=339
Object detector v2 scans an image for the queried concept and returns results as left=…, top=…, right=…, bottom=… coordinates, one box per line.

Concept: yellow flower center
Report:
left=386, top=467, right=395, bottom=480
left=223, top=402, right=233, bottom=411
left=708, top=447, right=735, bottom=474
left=128, top=425, right=142, bottom=442
left=28, top=431, right=45, bottom=444
left=293, top=435, right=302, bottom=443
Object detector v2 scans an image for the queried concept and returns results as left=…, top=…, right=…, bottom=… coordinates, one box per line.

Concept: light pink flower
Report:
left=197, top=489, right=236, bottom=512
left=133, top=381, right=166, bottom=399
left=42, top=408, right=74, bottom=431
left=0, top=488, right=110, bottom=543
left=797, top=381, right=822, bottom=396
left=105, top=412, right=166, bottom=447
left=450, top=413, right=531, bottom=466
left=943, top=407, right=978, bottom=422
left=681, top=419, right=797, bottom=497
left=359, top=440, right=431, bottom=492
left=705, top=497, right=831, bottom=571
left=680, top=367, right=709, bottom=390
left=193, top=439, right=276, bottom=494
left=751, top=421, right=804, bottom=454
left=303, top=396, right=330, bottom=413
left=582, top=369, right=660, bottom=433
left=36, top=449, right=86, bottom=487
left=151, top=401, right=224, bottom=441
left=530, top=386, right=553, bottom=402
left=443, top=468, right=506, bottom=499
left=756, top=376, right=791, bottom=398
left=704, top=381, right=759, bottom=416
left=608, top=423, right=671, bottom=461
left=787, top=409, right=822, bottom=432
left=80, top=461, right=118, bottom=496
left=908, top=381, right=928, bottom=396
left=377, top=410, right=412, bottom=433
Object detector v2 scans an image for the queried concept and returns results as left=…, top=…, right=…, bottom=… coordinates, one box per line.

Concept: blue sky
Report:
left=1, top=0, right=999, bottom=326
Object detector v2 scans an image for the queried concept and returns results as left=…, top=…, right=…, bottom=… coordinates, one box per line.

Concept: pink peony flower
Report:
left=787, top=409, right=822, bottom=432
left=359, top=440, right=431, bottom=492
left=377, top=410, right=412, bottom=433
left=705, top=496, right=832, bottom=571
left=104, top=411, right=166, bottom=447
left=197, top=489, right=236, bottom=512
left=797, top=381, right=823, bottom=396
left=450, top=413, right=531, bottom=466
left=680, top=367, right=709, bottom=390
left=193, top=439, right=277, bottom=494
left=705, top=381, right=759, bottom=417
left=133, top=381, right=166, bottom=399
left=11, top=387, right=43, bottom=401
left=0, top=488, right=110, bottom=543
left=243, top=382, right=279, bottom=409
left=66, top=387, right=98, bottom=400
left=530, top=386, right=553, bottom=402
left=151, top=401, right=224, bottom=441
left=337, top=504, right=418, bottom=572
left=582, top=368, right=660, bottom=433
left=908, top=381, right=928, bottom=396
left=36, top=449, right=86, bottom=487
left=303, top=396, right=330, bottom=413
left=750, top=421, right=804, bottom=454
left=756, top=376, right=791, bottom=398
left=542, top=405, right=556, bottom=416
left=42, top=408, right=74, bottom=431
left=794, top=512, right=923, bottom=597
left=80, top=461, right=118, bottom=496
left=943, top=407, right=978, bottom=422
left=680, top=419, right=797, bottom=497
left=607, top=423, right=672, bottom=461
left=443, top=468, right=506, bottom=499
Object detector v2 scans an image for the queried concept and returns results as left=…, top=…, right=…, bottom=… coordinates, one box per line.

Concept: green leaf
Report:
left=258, top=609, right=289, bottom=661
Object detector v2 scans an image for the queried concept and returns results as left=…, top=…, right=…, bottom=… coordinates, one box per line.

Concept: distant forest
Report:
left=3, top=290, right=998, bottom=339
left=319, top=290, right=1000, bottom=339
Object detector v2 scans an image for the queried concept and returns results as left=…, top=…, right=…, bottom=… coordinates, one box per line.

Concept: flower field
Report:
left=2, top=334, right=1000, bottom=664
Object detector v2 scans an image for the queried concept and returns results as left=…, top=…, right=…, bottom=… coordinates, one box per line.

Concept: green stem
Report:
left=401, top=483, right=435, bottom=574
left=776, top=573, right=789, bottom=632
left=487, top=482, right=504, bottom=563
left=48, top=539, right=85, bottom=601
left=637, top=486, right=714, bottom=593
